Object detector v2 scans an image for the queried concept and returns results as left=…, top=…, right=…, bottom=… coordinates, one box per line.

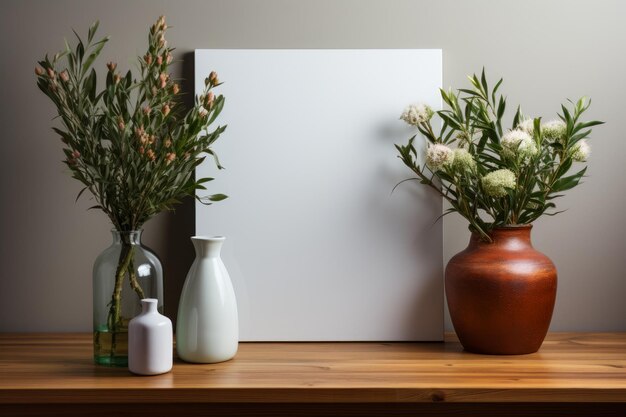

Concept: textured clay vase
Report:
left=176, top=236, right=239, bottom=363
left=445, top=225, right=557, bottom=355
left=128, top=299, right=173, bottom=375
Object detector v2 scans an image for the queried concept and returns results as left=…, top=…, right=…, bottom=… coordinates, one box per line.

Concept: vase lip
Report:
left=191, top=235, right=226, bottom=241
left=111, top=228, right=144, bottom=234
left=493, top=224, right=533, bottom=230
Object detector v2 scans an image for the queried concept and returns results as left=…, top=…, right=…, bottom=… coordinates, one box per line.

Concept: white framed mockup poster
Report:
left=195, top=49, right=443, bottom=341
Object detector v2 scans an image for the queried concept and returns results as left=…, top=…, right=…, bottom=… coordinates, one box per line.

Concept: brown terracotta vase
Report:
left=445, top=225, right=557, bottom=355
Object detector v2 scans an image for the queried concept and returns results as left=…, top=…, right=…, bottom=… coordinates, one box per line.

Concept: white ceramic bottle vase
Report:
left=128, top=298, right=173, bottom=375
left=176, top=236, right=239, bottom=363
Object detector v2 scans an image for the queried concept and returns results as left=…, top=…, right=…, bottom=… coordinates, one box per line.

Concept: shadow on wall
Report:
left=146, top=52, right=197, bottom=330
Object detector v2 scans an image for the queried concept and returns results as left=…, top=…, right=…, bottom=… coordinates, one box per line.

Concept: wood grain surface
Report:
left=1, top=333, right=625, bottom=416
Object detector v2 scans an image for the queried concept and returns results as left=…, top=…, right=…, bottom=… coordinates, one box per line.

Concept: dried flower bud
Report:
left=135, top=125, right=145, bottom=137
left=149, top=135, right=156, bottom=144
left=151, top=86, right=158, bottom=96
left=158, top=34, right=167, bottom=48
left=113, top=74, right=121, bottom=84
left=146, top=149, right=156, bottom=161
left=172, top=83, right=180, bottom=94
left=47, top=68, right=56, bottom=79
left=164, top=138, right=172, bottom=148
left=138, top=146, right=145, bottom=155
left=144, top=54, right=153, bottom=65
left=157, top=15, right=166, bottom=29
left=59, top=70, right=69, bottom=82
left=165, top=152, right=176, bottom=165
left=161, top=104, right=170, bottom=116
left=117, top=117, right=125, bottom=130
left=209, top=71, right=219, bottom=84
left=106, top=62, right=117, bottom=72
left=166, top=53, right=173, bottom=64
left=35, top=66, right=45, bottom=76
left=205, top=91, right=215, bottom=108
left=204, top=77, right=210, bottom=87
left=156, top=55, right=163, bottom=66
left=143, top=105, right=151, bottom=115
left=199, top=106, right=208, bottom=118
left=184, top=152, right=191, bottom=160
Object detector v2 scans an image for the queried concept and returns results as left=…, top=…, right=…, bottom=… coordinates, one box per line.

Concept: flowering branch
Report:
left=35, top=17, right=228, bottom=232
left=395, top=69, right=603, bottom=240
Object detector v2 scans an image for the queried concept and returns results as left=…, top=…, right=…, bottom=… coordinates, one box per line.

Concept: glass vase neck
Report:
left=111, top=230, right=143, bottom=245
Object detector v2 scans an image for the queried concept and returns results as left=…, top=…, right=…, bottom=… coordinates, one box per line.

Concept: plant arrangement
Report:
left=35, top=16, right=226, bottom=361
left=395, top=70, right=602, bottom=241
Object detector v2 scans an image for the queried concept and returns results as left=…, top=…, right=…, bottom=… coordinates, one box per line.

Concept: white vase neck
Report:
left=141, top=298, right=159, bottom=314
left=192, top=236, right=225, bottom=258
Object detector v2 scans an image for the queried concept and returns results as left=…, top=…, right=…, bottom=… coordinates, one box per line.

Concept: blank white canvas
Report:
left=195, top=49, right=443, bottom=341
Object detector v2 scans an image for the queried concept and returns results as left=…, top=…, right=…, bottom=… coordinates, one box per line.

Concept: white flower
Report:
left=426, top=144, right=454, bottom=172
left=542, top=120, right=567, bottom=142
left=481, top=169, right=516, bottom=198
left=571, top=140, right=591, bottom=162
left=451, top=148, right=476, bottom=173
left=517, top=118, right=535, bottom=136
left=400, top=103, right=434, bottom=126
left=501, top=129, right=538, bottom=159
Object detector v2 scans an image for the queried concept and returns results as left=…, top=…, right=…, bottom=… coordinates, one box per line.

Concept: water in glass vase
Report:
left=94, top=326, right=129, bottom=366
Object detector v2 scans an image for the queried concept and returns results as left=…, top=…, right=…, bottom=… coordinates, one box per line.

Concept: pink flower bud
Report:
left=172, top=83, right=180, bottom=94
left=166, top=53, right=173, bottom=64
left=106, top=62, right=117, bottom=72
left=71, top=150, right=81, bottom=159
left=35, top=67, right=45, bottom=76
left=144, top=54, right=153, bottom=65
left=205, top=91, right=215, bottom=108
left=143, top=105, right=151, bottom=115
left=47, top=68, right=56, bottom=79
left=161, top=104, right=170, bottom=116
left=114, top=74, right=121, bottom=84
left=139, top=146, right=145, bottom=155
left=156, top=56, right=163, bottom=66
left=165, top=152, right=176, bottom=165
left=59, top=70, right=69, bottom=82
left=164, top=138, right=172, bottom=148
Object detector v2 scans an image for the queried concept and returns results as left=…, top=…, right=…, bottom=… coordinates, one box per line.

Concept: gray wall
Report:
left=1, top=0, right=624, bottom=333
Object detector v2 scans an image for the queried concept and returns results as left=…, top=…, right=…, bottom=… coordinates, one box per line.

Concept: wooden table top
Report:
left=1, top=332, right=625, bottom=405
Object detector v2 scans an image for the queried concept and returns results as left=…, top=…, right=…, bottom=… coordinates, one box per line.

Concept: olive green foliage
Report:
left=396, top=70, right=603, bottom=241
left=35, top=18, right=227, bottom=231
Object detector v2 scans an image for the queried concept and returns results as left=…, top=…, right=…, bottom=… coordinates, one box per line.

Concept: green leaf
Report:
left=208, top=193, right=228, bottom=202
left=83, top=68, right=97, bottom=102
left=82, top=38, right=107, bottom=76
left=552, top=167, right=587, bottom=192
left=87, top=21, right=100, bottom=43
